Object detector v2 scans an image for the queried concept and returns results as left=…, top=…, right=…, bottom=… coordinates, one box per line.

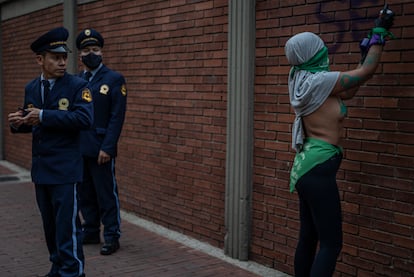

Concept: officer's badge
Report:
left=121, top=84, right=127, bottom=96
left=100, top=84, right=109, bottom=95
left=82, top=88, right=92, bottom=102
left=27, top=104, right=34, bottom=108
left=58, top=98, right=69, bottom=110
left=85, top=29, right=91, bottom=36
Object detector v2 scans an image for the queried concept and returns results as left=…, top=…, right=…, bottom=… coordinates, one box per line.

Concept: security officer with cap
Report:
left=76, top=28, right=127, bottom=255
left=8, top=27, right=93, bottom=277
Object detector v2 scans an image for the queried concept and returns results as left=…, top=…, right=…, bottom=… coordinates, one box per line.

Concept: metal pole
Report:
left=225, top=0, right=256, bottom=261
left=63, top=0, right=77, bottom=74
left=0, top=5, right=4, bottom=160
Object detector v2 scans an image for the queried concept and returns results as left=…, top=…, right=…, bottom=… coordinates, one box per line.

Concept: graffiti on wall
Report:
left=316, top=0, right=382, bottom=51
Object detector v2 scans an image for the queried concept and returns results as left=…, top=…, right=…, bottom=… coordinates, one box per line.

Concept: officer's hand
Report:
left=97, top=150, right=111, bottom=165
left=375, top=5, right=395, bottom=30
left=8, top=111, right=24, bottom=127
left=23, top=108, right=41, bottom=126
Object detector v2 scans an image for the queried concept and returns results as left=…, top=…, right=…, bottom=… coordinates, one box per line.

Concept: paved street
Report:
left=0, top=161, right=289, bottom=277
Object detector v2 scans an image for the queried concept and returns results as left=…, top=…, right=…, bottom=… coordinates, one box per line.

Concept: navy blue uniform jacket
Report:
left=12, top=73, right=94, bottom=184
left=80, top=65, right=127, bottom=158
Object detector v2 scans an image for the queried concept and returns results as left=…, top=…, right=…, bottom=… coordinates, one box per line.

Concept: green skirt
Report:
left=290, top=137, right=342, bottom=192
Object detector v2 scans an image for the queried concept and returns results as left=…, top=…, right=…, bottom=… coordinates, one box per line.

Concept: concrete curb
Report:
left=121, top=211, right=291, bottom=277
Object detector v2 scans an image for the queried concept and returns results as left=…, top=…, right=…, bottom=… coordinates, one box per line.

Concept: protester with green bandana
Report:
left=284, top=6, right=395, bottom=277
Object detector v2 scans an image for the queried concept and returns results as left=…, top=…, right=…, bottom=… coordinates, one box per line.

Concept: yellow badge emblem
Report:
left=100, top=84, right=109, bottom=95
left=121, top=84, right=127, bottom=96
left=27, top=104, right=34, bottom=109
left=82, top=88, right=92, bottom=102
left=58, top=98, right=69, bottom=110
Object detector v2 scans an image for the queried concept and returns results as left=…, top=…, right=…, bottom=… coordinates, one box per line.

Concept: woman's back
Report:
left=303, top=96, right=347, bottom=146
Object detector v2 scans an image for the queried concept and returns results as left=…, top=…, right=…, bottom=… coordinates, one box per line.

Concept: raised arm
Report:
left=332, top=45, right=382, bottom=99
left=331, top=4, right=395, bottom=99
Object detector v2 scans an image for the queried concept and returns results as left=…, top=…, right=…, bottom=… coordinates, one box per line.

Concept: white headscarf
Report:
left=285, top=32, right=340, bottom=152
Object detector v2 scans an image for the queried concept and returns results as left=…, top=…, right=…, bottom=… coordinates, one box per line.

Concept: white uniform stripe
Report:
left=111, top=159, right=121, bottom=235
left=72, top=183, right=83, bottom=275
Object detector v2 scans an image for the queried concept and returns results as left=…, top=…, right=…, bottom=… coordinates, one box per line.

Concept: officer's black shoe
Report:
left=100, top=240, right=120, bottom=255
left=82, top=234, right=100, bottom=245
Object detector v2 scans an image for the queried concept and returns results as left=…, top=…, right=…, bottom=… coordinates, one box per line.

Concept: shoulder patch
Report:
left=82, top=88, right=92, bottom=102
left=121, top=84, right=127, bottom=96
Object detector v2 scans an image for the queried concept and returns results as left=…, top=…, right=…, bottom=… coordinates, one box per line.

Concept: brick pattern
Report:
left=0, top=165, right=259, bottom=277
left=2, top=5, right=63, bottom=170
left=1, top=1, right=413, bottom=276
left=77, top=0, right=229, bottom=248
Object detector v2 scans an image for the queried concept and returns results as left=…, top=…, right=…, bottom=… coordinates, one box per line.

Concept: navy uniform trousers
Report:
left=36, top=183, right=84, bottom=277
left=79, top=157, right=121, bottom=242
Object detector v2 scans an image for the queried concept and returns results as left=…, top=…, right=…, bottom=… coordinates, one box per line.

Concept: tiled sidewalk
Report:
left=0, top=161, right=289, bottom=277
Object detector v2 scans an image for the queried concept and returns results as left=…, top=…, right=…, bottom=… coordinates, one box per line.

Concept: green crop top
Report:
left=290, top=137, right=342, bottom=192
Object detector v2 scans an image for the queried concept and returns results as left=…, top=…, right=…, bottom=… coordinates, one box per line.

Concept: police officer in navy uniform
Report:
left=8, top=27, right=93, bottom=277
left=76, top=28, right=127, bottom=255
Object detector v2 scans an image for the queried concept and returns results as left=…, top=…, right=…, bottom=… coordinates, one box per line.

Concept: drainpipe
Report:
left=0, top=5, right=4, bottom=160
left=63, top=0, right=77, bottom=74
left=225, top=0, right=256, bottom=261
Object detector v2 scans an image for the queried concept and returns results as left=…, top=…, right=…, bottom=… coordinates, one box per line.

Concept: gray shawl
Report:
left=285, top=32, right=340, bottom=152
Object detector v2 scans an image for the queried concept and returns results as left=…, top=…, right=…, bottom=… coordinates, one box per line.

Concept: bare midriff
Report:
left=302, top=96, right=346, bottom=146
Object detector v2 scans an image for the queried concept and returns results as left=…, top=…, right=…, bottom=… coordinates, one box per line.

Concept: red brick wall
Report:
left=2, top=4, right=63, bottom=169
left=2, top=1, right=413, bottom=276
left=77, top=0, right=229, bottom=247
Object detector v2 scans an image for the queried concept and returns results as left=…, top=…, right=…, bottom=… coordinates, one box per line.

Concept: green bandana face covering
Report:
left=290, top=46, right=329, bottom=78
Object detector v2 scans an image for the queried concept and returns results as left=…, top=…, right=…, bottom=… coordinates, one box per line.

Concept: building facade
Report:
left=1, top=0, right=413, bottom=276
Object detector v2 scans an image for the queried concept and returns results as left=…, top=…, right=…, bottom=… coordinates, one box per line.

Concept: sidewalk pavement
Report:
left=0, top=160, right=290, bottom=277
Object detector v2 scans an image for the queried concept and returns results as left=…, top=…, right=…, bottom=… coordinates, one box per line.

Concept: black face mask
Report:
left=81, top=53, right=102, bottom=69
